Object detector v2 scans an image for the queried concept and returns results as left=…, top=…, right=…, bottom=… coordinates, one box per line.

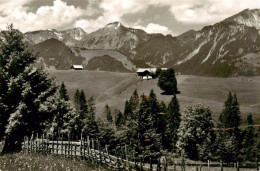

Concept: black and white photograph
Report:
left=0, top=0, right=260, bottom=170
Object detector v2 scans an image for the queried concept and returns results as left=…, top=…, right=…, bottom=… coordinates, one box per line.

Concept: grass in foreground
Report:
left=0, top=153, right=109, bottom=171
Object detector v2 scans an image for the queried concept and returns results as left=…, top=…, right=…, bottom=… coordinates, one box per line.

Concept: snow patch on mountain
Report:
left=177, top=39, right=208, bottom=65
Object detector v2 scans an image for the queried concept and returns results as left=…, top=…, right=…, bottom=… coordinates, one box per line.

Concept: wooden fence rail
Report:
left=21, top=135, right=259, bottom=171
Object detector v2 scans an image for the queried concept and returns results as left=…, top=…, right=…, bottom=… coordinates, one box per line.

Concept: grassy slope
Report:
left=0, top=153, right=108, bottom=171
left=48, top=70, right=260, bottom=122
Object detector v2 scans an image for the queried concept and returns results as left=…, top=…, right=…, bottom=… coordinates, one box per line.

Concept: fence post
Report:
left=36, top=133, right=39, bottom=152
left=70, top=133, right=72, bottom=158
left=26, top=136, right=29, bottom=154
left=87, top=136, right=90, bottom=161
left=80, top=133, right=83, bottom=159
left=61, top=134, right=64, bottom=156
left=237, top=161, right=239, bottom=171
left=208, top=160, right=210, bottom=171
left=164, top=157, right=167, bottom=171
left=30, top=134, right=33, bottom=153
left=150, top=156, right=153, bottom=171
left=220, top=161, right=223, bottom=171
left=56, top=134, right=59, bottom=155
left=98, top=141, right=102, bottom=165
left=52, top=133, right=54, bottom=154
left=67, top=134, right=69, bottom=157
left=83, top=137, right=86, bottom=160
left=74, top=141, right=77, bottom=157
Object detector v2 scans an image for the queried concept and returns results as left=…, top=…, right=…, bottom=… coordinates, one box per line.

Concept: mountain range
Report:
left=21, top=8, right=260, bottom=76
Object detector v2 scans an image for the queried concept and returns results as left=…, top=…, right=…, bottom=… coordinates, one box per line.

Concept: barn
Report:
left=71, top=65, right=83, bottom=70
left=136, top=68, right=156, bottom=79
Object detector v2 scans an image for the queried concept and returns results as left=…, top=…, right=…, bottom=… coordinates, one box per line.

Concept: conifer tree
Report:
left=159, top=101, right=168, bottom=149
left=166, top=94, right=181, bottom=150
left=241, top=113, right=256, bottom=161
left=148, top=90, right=162, bottom=133
left=137, top=94, right=161, bottom=162
left=79, top=90, right=88, bottom=115
left=217, top=92, right=242, bottom=161
left=83, top=96, right=99, bottom=139
left=0, top=25, right=59, bottom=152
left=115, top=110, right=123, bottom=128
left=46, top=91, right=73, bottom=137
left=216, top=133, right=240, bottom=162
left=59, top=82, right=69, bottom=101
left=105, top=104, right=113, bottom=123
left=124, top=89, right=139, bottom=120
left=74, top=89, right=80, bottom=111
left=71, top=89, right=89, bottom=138
left=219, top=92, right=241, bottom=129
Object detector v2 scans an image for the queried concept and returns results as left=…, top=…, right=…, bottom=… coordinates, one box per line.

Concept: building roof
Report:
left=136, top=68, right=157, bottom=73
left=72, top=65, right=83, bottom=69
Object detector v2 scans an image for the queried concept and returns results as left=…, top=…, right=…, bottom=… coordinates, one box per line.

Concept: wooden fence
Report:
left=21, top=135, right=157, bottom=171
left=21, top=135, right=259, bottom=171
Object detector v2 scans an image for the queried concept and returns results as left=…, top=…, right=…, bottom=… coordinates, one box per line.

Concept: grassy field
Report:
left=49, top=70, right=260, bottom=123
left=0, top=153, right=108, bottom=171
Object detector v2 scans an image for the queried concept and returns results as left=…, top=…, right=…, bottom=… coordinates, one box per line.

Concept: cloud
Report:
left=0, top=0, right=85, bottom=32
left=0, top=0, right=260, bottom=34
left=133, top=23, right=174, bottom=35
left=160, top=0, right=260, bottom=24
left=99, top=0, right=260, bottom=25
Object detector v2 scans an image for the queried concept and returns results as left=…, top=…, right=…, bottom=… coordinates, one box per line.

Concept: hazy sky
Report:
left=0, top=0, right=259, bottom=36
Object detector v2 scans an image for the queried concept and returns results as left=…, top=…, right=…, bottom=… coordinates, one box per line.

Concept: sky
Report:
left=0, top=0, right=259, bottom=36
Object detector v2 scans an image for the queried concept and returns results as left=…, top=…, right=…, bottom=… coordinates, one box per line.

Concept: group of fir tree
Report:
left=0, top=25, right=73, bottom=153
left=102, top=89, right=181, bottom=163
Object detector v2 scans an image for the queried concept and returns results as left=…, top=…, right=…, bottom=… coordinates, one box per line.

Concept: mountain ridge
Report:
left=6, top=8, right=260, bottom=76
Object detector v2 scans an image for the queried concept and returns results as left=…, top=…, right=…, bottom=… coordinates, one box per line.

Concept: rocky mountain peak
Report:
left=61, top=27, right=87, bottom=41
left=105, top=22, right=124, bottom=30
left=223, top=8, right=260, bottom=29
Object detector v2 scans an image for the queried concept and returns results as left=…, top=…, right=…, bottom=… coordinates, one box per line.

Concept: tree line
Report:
left=0, top=25, right=259, bottom=165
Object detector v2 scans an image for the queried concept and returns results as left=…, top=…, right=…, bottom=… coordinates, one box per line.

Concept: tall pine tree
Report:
left=165, top=94, right=181, bottom=150
left=59, top=82, right=69, bottom=101
left=217, top=92, right=242, bottom=161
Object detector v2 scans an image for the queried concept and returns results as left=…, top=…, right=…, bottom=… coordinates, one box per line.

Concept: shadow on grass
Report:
left=161, top=91, right=181, bottom=95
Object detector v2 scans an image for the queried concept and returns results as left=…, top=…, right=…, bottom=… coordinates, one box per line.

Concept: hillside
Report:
left=73, top=49, right=136, bottom=70
left=85, top=55, right=132, bottom=72
left=30, top=38, right=84, bottom=70
left=48, top=70, right=260, bottom=122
